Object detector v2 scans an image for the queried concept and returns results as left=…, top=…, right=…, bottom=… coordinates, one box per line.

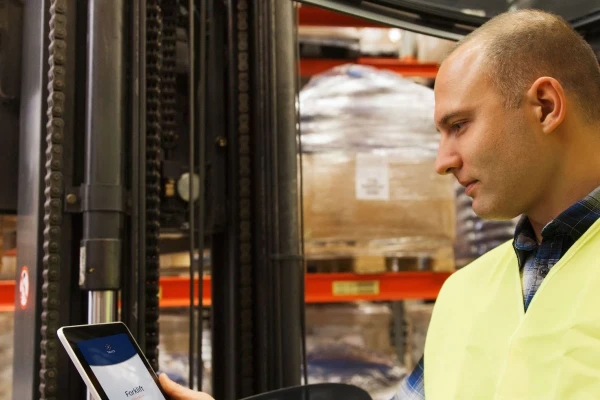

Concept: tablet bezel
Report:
left=58, top=322, right=169, bottom=400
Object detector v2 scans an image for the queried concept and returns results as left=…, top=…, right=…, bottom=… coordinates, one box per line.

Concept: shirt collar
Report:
left=514, top=216, right=537, bottom=251
left=514, top=184, right=600, bottom=250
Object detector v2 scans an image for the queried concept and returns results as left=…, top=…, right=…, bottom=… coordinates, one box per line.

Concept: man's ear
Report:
left=525, top=76, right=566, bottom=134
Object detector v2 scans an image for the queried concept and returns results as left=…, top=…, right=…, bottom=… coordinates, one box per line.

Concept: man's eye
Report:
left=451, top=122, right=466, bottom=133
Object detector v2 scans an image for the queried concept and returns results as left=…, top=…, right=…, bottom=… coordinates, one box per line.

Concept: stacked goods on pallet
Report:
left=300, top=64, right=456, bottom=273
left=0, top=215, right=16, bottom=279
left=0, top=217, right=18, bottom=399
left=159, top=248, right=211, bottom=276
left=403, top=300, right=434, bottom=370
left=158, top=309, right=212, bottom=394
left=0, top=312, right=13, bottom=399
left=453, top=182, right=518, bottom=268
left=298, top=26, right=404, bottom=58
left=305, top=303, right=407, bottom=400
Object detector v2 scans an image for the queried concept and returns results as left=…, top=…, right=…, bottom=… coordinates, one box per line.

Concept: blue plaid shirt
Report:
left=392, top=186, right=600, bottom=399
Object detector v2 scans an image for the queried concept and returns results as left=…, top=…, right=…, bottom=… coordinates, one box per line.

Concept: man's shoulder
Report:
left=462, top=239, right=514, bottom=272
left=441, top=240, right=514, bottom=293
left=430, top=240, right=515, bottom=322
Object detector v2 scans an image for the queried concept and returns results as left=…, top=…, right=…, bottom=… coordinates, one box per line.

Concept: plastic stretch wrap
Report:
left=305, top=303, right=406, bottom=400
left=158, top=311, right=212, bottom=393
left=306, top=339, right=406, bottom=400
left=301, top=65, right=438, bottom=153
left=0, top=312, right=13, bottom=399
left=453, top=183, right=519, bottom=267
left=301, top=65, right=455, bottom=267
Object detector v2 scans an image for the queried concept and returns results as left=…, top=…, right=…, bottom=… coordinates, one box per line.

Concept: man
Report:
left=395, top=8, right=600, bottom=400
left=163, top=7, right=600, bottom=400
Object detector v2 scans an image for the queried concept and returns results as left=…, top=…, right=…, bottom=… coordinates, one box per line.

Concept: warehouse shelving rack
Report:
left=298, top=5, right=440, bottom=77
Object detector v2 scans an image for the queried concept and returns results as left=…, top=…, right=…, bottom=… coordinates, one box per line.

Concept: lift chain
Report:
left=146, top=0, right=163, bottom=372
left=235, top=0, right=255, bottom=394
left=40, top=0, right=67, bottom=398
left=161, top=0, right=177, bottom=149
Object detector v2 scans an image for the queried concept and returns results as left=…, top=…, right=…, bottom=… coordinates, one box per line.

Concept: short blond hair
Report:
left=454, top=9, right=600, bottom=122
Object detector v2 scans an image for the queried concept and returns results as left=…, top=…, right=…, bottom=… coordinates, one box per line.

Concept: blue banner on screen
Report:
left=78, top=333, right=166, bottom=399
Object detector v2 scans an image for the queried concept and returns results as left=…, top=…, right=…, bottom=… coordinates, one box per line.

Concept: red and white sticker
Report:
left=19, top=266, right=29, bottom=309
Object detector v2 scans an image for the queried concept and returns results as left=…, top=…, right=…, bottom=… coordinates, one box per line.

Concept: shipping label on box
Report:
left=355, top=153, right=390, bottom=201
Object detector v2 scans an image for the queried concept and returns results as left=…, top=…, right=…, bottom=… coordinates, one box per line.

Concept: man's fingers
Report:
left=158, top=373, right=181, bottom=394
left=159, top=373, right=214, bottom=400
left=159, top=373, right=193, bottom=397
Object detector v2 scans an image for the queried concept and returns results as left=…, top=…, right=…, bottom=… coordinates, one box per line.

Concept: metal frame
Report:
left=296, top=0, right=474, bottom=40
left=121, top=0, right=147, bottom=349
left=12, top=3, right=50, bottom=397
left=12, top=0, right=89, bottom=398
left=81, top=0, right=125, bottom=324
left=297, top=0, right=600, bottom=41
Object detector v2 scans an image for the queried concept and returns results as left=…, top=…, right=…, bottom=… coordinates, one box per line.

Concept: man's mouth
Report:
left=465, top=181, right=478, bottom=196
left=458, top=179, right=478, bottom=195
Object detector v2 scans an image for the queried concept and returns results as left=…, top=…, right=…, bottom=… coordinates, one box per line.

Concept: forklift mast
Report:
left=10, top=1, right=303, bottom=399
left=7, top=0, right=599, bottom=399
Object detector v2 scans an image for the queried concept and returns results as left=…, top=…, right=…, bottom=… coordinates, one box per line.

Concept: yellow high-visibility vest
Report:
left=424, top=219, right=600, bottom=400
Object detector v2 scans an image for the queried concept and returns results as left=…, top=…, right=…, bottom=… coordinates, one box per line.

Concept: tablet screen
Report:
left=76, top=332, right=166, bottom=400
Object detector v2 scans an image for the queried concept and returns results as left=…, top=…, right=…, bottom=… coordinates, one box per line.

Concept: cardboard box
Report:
left=302, top=152, right=456, bottom=271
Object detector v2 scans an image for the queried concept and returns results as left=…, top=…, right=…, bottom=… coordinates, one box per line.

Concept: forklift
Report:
left=1, top=0, right=600, bottom=399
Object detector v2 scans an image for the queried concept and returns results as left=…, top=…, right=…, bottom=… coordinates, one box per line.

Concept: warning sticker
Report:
left=332, top=280, right=380, bottom=296
left=355, top=153, right=390, bottom=201
left=19, top=266, right=30, bottom=309
left=79, top=246, right=86, bottom=286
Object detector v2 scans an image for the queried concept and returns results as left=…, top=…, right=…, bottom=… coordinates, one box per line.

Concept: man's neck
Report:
left=527, top=170, right=600, bottom=243
left=525, top=123, right=600, bottom=242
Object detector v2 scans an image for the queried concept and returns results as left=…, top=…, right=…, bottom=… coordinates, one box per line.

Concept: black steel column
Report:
left=79, top=0, right=125, bottom=319
left=13, top=0, right=87, bottom=399
left=251, top=0, right=272, bottom=391
left=252, top=0, right=303, bottom=393
left=273, top=0, right=303, bottom=388
left=122, top=0, right=147, bottom=347
left=12, top=3, right=50, bottom=398
left=210, top=0, right=240, bottom=398
left=210, top=0, right=302, bottom=397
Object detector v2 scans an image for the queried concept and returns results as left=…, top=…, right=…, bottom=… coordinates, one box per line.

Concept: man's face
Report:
left=434, top=43, right=557, bottom=219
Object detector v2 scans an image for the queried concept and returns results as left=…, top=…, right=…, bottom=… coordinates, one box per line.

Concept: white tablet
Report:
left=57, top=322, right=170, bottom=400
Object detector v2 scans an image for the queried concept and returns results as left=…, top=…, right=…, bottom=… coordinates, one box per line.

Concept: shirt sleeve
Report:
left=390, top=356, right=425, bottom=400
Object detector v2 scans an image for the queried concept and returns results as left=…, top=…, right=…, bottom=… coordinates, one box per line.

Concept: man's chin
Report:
left=472, top=200, right=516, bottom=221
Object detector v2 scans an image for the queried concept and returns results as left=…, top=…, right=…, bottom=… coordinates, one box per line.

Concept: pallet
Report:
left=306, top=255, right=387, bottom=274
left=306, top=253, right=454, bottom=274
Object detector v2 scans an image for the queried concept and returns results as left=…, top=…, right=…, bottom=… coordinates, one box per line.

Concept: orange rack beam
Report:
left=305, top=271, right=450, bottom=303
left=299, top=6, right=385, bottom=28
left=160, top=276, right=213, bottom=308
left=0, top=280, right=13, bottom=312
left=0, top=272, right=450, bottom=311
left=300, top=58, right=439, bottom=78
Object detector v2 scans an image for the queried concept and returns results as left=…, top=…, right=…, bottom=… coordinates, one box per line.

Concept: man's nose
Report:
left=435, top=139, right=462, bottom=175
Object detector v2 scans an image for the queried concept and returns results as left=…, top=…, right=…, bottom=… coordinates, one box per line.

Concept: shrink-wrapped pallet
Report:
left=300, top=65, right=455, bottom=271
left=158, top=310, right=212, bottom=394
left=305, top=303, right=407, bottom=400
left=0, top=312, right=13, bottom=399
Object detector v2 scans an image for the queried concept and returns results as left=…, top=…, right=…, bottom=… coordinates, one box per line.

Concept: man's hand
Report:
left=159, top=373, right=215, bottom=400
